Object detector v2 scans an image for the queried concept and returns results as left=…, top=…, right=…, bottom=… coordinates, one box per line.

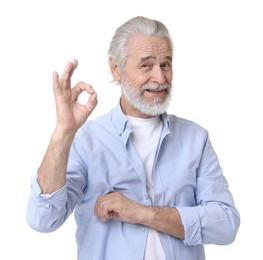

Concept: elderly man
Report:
left=27, top=16, right=240, bottom=260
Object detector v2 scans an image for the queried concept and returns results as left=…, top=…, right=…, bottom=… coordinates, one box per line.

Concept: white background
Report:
left=0, top=0, right=262, bottom=259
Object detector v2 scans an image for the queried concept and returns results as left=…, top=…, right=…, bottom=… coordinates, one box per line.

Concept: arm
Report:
left=93, top=137, right=240, bottom=244
left=27, top=60, right=97, bottom=232
left=143, top=206, right=185, bottom=239
left=176, top=137, right=240, bottom=245
left=38, top=59, right=97, bottom=194
left=94, top=192, right=185, bottom=239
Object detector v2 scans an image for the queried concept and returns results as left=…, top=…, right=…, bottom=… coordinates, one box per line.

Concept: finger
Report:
left=60, top=59, right=78, bottom=89
left=53, top=71, right=59, bottom=83
left=87, top=91, right=98, bottom=108
left=94, top=196, right=104, bottom=219
left=52, top=71, right=60, bottom=94
left=94, top=202, right=108, bottom=222
left=71, top=58, right=78, bottom=71
left=52, top=70, right=59, bottom=85
left=64, top=59, right=78, bottom=78
left=71, top=82, right=95, bottom=99
left=72, top=82, right=98, bottom=108
left=94, top=195, right=114, bottom=222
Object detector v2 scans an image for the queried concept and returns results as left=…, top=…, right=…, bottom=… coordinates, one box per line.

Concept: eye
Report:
left=161, top=62, right=172, bottom=71
left=140, top=63, right=153, bottom=69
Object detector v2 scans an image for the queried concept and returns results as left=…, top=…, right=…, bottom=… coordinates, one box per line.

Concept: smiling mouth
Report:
left=145, top=89, right=166, bottom=93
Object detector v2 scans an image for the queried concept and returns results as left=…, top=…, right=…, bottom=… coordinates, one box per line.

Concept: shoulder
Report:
left=75, top=107, right=118, bottom=140
left=79, top=113, right=110, bottom=134
left=168, top=114, right=206, bottom=131
left=166, top=114, right=209, bottom=140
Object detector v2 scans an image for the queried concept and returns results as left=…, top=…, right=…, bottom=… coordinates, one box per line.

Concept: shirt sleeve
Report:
left=26, top=132, right=88, bottom=233
left=26, top=171, right=69, bottom=232
left=176, top=135, right=240, bottom=246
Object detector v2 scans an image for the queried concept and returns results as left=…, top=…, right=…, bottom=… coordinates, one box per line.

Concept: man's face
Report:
left=120, top=35, right=173, bottom=118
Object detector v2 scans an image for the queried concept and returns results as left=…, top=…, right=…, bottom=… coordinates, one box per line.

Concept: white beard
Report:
left=121, top=81, right=172, bottom=116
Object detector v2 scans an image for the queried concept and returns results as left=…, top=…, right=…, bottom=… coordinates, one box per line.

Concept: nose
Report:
left=151, top=66, right=167, bottom=84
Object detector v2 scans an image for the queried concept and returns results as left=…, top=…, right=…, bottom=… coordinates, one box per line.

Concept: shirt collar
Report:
left=111, top=101, right=130, bottom=135
left=111, top=101, right=170, bottom=136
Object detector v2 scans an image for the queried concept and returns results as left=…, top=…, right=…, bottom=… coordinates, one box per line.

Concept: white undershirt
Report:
left=127, top=116, right=166, bottom=260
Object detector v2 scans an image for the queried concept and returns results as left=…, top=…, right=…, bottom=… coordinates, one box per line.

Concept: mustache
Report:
left=141, top=83, right=171, bottom=91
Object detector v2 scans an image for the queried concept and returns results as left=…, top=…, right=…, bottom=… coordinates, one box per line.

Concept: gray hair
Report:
left=108, top=16, right=173, bottom=72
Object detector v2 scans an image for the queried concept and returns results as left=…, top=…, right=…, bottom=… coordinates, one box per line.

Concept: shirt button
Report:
left=141, top=227, right=146, bottom=232
left=144, top=194, right=149, bottom=200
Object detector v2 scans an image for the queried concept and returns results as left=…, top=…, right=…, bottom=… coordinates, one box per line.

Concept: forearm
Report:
left=38, top=130, right=75, bottom=194
left=140, top=206, right=185, bottom=239
left=94, top=192, right=185, bottom=239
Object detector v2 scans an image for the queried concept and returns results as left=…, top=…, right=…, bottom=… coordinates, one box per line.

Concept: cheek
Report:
left=163, top=71, right=173, bottom=84
left=168, top=71, right=173, bottom=83
left=129, top=75, right=147, bottom=87
left=126, top=68, right=150, bottom=84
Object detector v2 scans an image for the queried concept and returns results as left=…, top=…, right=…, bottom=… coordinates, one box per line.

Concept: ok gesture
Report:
left=53, top=59, right=97, bottom=136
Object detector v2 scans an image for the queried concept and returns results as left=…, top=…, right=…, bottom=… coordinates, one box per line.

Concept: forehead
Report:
left=126, top=35, right=173, bottom=61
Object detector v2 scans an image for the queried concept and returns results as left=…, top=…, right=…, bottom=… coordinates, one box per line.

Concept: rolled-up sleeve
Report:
left=26, top=172, right=68, bottom=232
left=176, top=136, right=240, bottom=246
left=177, top=202, right=240, bottom=246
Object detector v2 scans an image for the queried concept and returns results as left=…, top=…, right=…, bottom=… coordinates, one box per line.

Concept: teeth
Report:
left=147, top=89, right=164, bottom=93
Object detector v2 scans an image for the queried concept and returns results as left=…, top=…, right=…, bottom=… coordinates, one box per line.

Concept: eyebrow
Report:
left=140, top=55, right=173, bottom=62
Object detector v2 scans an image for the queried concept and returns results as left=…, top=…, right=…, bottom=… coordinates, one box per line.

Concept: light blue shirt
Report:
left=26, top=103, right=240, bottom=260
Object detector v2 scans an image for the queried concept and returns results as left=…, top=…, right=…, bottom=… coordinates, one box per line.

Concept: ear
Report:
left=109, top=56, right=121, bottom=82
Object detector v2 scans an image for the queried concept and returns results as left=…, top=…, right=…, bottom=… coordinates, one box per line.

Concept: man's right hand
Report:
left=37, top=60, right=97, bottom=194
left=53, top=59, right=97, bottom=137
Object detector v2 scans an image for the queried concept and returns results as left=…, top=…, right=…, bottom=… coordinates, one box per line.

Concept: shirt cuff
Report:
left=176, top=206, right=202, bottom=246
left=30, top=171, right=67, bottom=210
